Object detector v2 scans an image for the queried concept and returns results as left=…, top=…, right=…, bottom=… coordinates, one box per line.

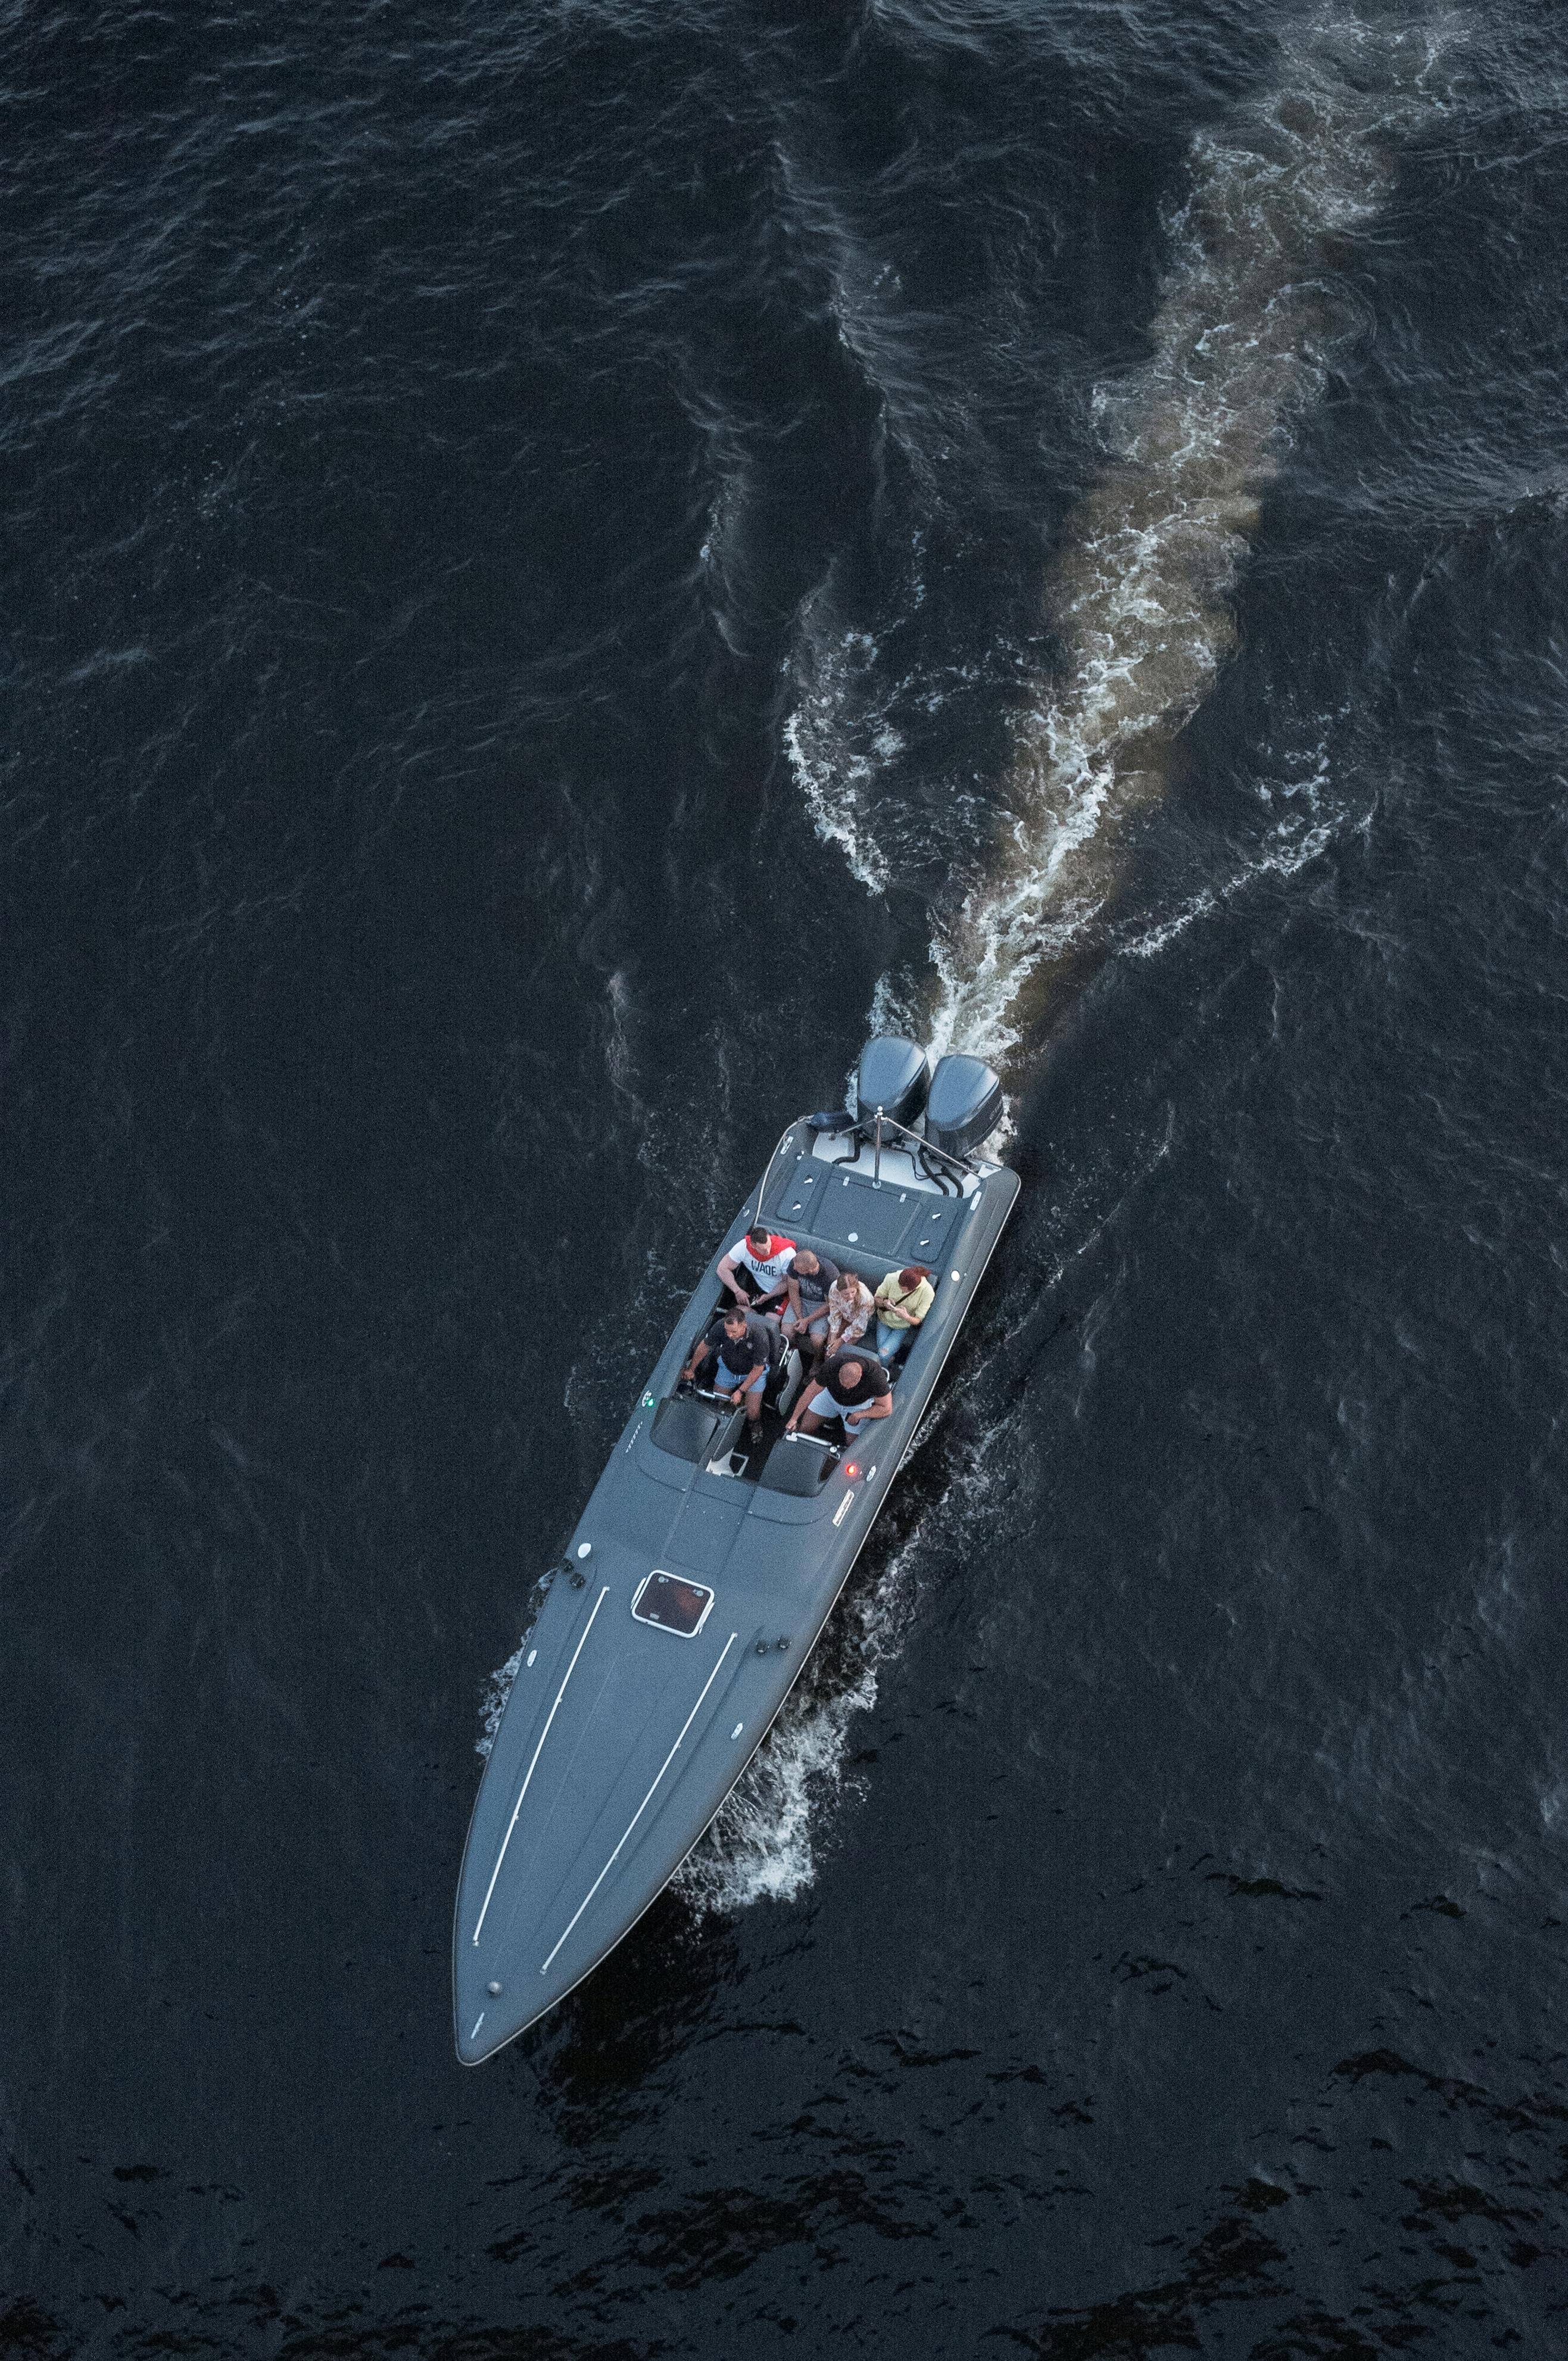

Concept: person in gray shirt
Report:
left=781, top=1248, right=839, bottom=1370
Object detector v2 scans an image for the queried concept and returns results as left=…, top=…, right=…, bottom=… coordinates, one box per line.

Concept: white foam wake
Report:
left=783, top=606, right=898, bottom=895
left=475, top=1643, right=525, bottom=1761
left=925, top=8, right=1429, bottom=1066
left=672, top=1537, right=914, bottom=1911
left=676, top=1370, right=1011, bottom=1913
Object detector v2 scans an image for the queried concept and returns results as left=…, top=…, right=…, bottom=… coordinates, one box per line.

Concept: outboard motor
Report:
left=925, top=1052, right=1004, bottom=1158
left=854, top=1035, right=930, bottom=1131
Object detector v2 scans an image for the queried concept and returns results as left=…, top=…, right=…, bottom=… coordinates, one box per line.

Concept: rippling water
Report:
left=8, top=1, right=1568, bottom=2351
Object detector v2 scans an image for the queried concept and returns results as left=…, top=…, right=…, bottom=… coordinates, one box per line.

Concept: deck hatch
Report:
left=632, top=1570, right=715, bottom=1637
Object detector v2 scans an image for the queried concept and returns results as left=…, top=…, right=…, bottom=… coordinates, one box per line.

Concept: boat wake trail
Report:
left=928, top=8, right=1431, bottom=1069
left=783, top=624, right=899, bottom=898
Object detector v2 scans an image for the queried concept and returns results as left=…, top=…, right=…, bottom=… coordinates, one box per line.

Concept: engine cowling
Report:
left=925, top=1052, right=1003, bottom=1157
left=854, top=1035, right=930, bottom=1131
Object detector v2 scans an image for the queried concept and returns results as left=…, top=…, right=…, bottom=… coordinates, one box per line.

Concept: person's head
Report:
left=834, top=1268, right=859, bottom=1291
left=899, top=1265, right=931, bottom=1289
left=838, top=1359, right=864, bottom=1386
left=794, top=1250, right=819, bottom=1276
left=746, top=1225, right=771, bottom=1253
left=722, top=1309, right=750, bottom=1335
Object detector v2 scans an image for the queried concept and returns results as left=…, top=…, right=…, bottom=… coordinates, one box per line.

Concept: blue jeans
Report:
left=875, top=1320, right=911, bottom=1361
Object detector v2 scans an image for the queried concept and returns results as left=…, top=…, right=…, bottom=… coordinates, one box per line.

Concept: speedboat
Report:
left=452, top=1035, right=1020, bottom=2062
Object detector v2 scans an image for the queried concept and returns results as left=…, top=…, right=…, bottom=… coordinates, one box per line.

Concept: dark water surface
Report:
left=8, top=2, right=1568, bottom=2352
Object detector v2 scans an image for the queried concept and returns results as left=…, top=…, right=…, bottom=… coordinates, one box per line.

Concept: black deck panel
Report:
left=764, top=1155, right=969, bottom=1271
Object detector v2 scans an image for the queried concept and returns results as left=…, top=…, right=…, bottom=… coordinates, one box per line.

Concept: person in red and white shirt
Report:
left=717, top=1225, right=796, bottom=1316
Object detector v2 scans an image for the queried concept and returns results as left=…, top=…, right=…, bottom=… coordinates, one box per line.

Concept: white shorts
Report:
left=805, top=1387, right=870, bottom=1432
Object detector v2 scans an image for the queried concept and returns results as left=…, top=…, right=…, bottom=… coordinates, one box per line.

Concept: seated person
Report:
left=785, top=1348, right=894, bottom=1443
left=682, top=1307, right=769, bottom=1428
left=874, top=1264, right=935, bottom=1361
left=821, top=1267, right=874, bottom=1359
left=716, top=1225, right=797, bottom=1318
left=781, top=1248, right=838, bottom=1363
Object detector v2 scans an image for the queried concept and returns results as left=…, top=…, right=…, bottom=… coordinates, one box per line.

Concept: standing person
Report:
left=822, top=1267, right=874, bottom=1359
left=784, top=1350, right=893, bottom=1443
left=682, top=1306, right=769, bottom=1430
left=781, top=1247, right=839, bottom=1368
left=874, top=1265, right=934, bottom=1362
left=716, top=1225, right=796, bottom=1317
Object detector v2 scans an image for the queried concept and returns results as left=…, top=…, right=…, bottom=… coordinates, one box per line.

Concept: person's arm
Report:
left=683, top=1334, right=713, bottom=1382
left=784, top=1275, right=804, bottom=1322
left=860, top=1390, right=894, bottom=1422
left=715, top=1252, right=749, bottom=1304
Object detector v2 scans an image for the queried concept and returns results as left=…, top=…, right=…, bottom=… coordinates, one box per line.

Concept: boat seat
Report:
left=757, top=1432, right=840, bottom=1496
left=650, top=1393, right=746, bottom=1465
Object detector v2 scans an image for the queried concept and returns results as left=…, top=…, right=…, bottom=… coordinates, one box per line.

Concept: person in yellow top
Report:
left=874, top=1264, right=935, bottom=1362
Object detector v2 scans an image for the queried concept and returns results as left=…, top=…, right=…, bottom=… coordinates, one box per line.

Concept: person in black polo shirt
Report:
left=682, top=1306, right=771, bottom=1428
left=784, top=1347, right=893, bottom=1443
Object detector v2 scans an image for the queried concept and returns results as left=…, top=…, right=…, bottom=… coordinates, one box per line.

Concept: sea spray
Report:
left=678, top=1370, right=1008, bottom=1912
left=675, top=1515, right=935, bottom=1913
left=475, top=1569, right=554, bottom=1760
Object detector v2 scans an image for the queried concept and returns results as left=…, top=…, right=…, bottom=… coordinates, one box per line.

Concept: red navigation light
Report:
left=844, top=1462, right=860, bottom=1479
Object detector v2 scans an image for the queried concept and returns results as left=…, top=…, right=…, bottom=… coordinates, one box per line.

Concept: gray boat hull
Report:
left=453, top=1114, right=1020, bottom=2062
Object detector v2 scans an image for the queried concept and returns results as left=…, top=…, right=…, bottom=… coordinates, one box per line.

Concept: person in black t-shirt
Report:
left=682, top=1307, right=771, bottom=1425
left=785, top=1347, right=893, bottom=1441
